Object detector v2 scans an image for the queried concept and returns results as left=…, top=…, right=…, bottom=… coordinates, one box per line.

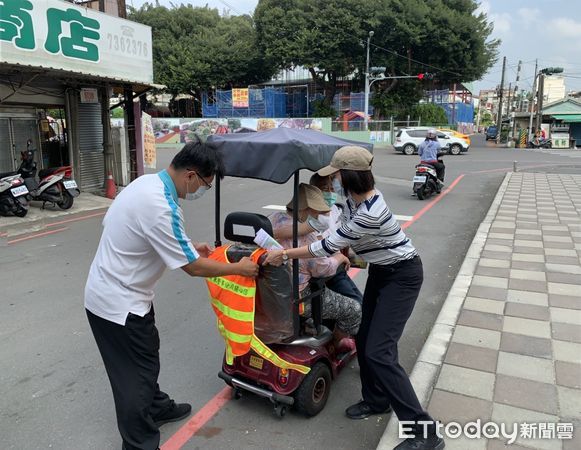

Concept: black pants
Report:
left=424, top=161, right=445, bottom=182
left=356, top=256, right=433, bottom=423
left=87, top=308, right=172, bottom=450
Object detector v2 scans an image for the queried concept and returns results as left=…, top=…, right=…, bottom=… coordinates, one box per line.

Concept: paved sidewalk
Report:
left=0, top=193, right=111, bottom=237
left=379, top=172, right=581, bottom=450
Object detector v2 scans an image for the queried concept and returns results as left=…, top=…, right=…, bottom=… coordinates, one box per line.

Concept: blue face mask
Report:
left=322, top=191, right=338, bottom=207
left=332, top=178, right=345, bottom=198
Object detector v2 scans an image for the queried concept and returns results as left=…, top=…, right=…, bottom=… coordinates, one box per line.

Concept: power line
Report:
left=369, top=42, right=464, bottom=78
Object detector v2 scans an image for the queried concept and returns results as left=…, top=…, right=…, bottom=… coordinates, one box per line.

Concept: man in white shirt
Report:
left=85, top=139, right=258, bottom=450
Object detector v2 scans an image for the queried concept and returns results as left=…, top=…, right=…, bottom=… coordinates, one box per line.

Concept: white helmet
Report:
left=427, top=129, right=437, bottom=138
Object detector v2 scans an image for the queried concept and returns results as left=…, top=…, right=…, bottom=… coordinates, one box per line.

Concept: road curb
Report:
left=376, top=172, right=512, bottom=450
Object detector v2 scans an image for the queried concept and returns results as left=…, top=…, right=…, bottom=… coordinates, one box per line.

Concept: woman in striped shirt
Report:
left=265, top=146, right=443, bottom=450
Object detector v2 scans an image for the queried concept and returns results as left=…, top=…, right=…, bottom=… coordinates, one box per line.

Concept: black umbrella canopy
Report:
left=206, top=128, right=373, bottom=184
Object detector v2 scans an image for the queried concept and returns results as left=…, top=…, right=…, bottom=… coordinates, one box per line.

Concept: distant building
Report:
left=542, top=76, right=566, bottom=104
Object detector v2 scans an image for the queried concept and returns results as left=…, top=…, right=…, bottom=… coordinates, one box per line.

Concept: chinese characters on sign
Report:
left=0, top=0, right=36, bottom=50
left=232, top=89, right=249, bottom=108
left=0, top=0, right=153, bottom=84
left=45, top=7, right=101, bottom=62
left=142, top=113, right=156, bottom=170
left=0, top=1, right=100, bottom=62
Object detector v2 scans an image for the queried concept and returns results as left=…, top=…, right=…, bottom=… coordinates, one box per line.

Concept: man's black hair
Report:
left=170, top=136, right=225, bottom=179
left=340, top=169, right=375, bottom=196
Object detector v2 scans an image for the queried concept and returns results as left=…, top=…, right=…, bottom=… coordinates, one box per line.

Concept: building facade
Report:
left=0, top=0, right=152, bottom=190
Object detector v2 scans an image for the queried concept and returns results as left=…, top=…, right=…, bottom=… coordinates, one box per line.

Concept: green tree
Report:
left=412, top=103, right=448, bottom=124
left=254, top=0, right=373, bottom=108
left=255, top=0, right=498, bottom=113
left=128, top=3, right=276, bottom=115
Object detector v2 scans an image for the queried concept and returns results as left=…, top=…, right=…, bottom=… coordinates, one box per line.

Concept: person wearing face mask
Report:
left=268, top=183, right=362, bottom=353
left=274, top=173, right=363, bottom=304
left=265, top=146, right=443, bottom=450
left=84, top=138, right=259, bottom=450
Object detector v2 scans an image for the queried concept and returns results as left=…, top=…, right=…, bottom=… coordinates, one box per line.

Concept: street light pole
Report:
left=363, top=30, right=374, bottom=131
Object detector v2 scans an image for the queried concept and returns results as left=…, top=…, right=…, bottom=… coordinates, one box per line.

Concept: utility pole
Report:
left=536, top=72, right=545, bottom=131
left=528, top=59, right=538, bottom=141
left=496, top=56, right=507, bottom=144
left=363, top=30, right=374, bottom=131
left=509, top=60, right=522, bottom=141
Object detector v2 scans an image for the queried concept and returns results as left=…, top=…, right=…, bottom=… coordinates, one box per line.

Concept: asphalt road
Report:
left=1, top=135, right=580, bottom=450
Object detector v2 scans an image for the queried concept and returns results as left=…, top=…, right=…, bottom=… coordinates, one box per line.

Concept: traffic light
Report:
left=417, top=72, right=434, bottom=80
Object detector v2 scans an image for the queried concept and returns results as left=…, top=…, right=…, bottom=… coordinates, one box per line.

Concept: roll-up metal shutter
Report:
left=0, top=119, right=11, bottom=172
left=78, top=102, right=104, bottom=190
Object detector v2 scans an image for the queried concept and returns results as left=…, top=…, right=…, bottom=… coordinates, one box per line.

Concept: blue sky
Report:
left=130, top=0, right=581, bottom=95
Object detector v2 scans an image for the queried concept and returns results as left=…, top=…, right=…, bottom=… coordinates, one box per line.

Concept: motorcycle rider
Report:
left=417, top=129, right=445, bottom=191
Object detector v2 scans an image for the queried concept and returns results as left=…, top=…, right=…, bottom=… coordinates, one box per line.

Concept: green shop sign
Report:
left=0, top=0, right=153, bottom=84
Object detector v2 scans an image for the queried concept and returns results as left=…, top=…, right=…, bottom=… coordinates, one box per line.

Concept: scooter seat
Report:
left=38, top=167, right=59, bottom=179
left=0, top=171, right=17, bottom=179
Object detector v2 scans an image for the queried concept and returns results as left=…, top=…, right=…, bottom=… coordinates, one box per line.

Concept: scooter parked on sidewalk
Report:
left=18, top=140, right=80, bottom=210
left=412, top=152, right=446, bottom=200
left=527, top=138, right=552, bottom=149
left=0, top=173, right=29, bottom=217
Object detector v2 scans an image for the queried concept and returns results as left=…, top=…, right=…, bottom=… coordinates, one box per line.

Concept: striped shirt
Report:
left=309, top=190, right=418, bottom=265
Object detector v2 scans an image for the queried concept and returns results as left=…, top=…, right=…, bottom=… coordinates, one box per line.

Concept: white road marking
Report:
left=262, top=204, right=287, bottom=211
left=262, top=205, right=414, bottom=222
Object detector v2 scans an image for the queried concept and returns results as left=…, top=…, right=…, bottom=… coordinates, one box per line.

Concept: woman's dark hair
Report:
left=309, top=173, right=332, bottom=191
left=171, top=136, right=224, bottom=179
left=340, top=169, right=375, bottom=196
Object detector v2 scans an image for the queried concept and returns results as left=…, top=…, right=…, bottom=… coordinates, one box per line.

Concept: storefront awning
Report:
left=552, top=114, right=581, bottom=123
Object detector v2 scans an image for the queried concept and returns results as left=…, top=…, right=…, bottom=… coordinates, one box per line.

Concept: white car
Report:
left=393, top=127, right=469, bottom=155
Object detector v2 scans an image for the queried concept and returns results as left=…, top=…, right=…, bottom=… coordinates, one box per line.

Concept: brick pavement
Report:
left=379, top=173, right=581, bottom=450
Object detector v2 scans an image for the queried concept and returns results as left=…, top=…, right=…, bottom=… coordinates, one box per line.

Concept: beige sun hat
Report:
left=318, top=145, right=373, bottom=177
left=286, top=183, right=331, bottom=212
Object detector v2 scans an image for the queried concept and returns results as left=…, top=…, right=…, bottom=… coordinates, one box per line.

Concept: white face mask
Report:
left=332, top=178, right=345, bottom=198
left=307, top=213, right=331, bottom=233
left=185, top=175, right=209, bottom=201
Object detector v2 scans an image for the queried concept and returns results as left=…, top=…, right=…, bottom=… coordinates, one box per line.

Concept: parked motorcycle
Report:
left=18, top=140, right=80, bottom=209
left=0, top=173, right=29, bottom=217
left=527, top=139, right=552, bottom=149
left=412, top=152, right=446, bottom=200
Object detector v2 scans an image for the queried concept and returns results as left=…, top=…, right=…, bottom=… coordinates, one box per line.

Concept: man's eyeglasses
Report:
left=196, top=172, right=212, bottom=189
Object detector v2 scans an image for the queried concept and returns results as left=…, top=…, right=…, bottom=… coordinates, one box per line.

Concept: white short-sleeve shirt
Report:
left=84, top=170, right=198, bottom=325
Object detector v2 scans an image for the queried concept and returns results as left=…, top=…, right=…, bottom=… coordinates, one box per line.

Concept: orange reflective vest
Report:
left=206, top=245, right=310, bottom=374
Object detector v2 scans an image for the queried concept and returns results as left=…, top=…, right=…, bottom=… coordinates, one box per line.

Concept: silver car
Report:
left=394, top=127, right=469, bottom=155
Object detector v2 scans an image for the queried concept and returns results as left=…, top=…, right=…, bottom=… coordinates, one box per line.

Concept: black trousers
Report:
left=356, top=256, right=433, bottom=423
left=87, top=308, right=172, bottom=450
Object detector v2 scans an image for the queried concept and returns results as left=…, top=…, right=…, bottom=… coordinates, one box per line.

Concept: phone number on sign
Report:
left=107, top=34, right=149, bottom=58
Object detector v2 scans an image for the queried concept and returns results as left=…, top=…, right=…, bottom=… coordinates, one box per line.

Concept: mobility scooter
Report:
left=206, top=128, right=373, bottom=418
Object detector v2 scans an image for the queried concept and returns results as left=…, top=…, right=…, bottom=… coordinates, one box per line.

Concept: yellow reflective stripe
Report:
left=211, top=297, right=254, bottom=322
left=207, top=277, right=256, bottom=298
left=251, top=336, right=311, bottom=375
left=219, top=325, right=253, bottom=344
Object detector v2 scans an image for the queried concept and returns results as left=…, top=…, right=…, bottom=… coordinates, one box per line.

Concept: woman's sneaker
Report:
left=153, top=402, right=192, bottom=427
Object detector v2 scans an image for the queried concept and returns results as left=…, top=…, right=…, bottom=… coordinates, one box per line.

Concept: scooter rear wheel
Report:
left=416, top=185, right=426, bottom=200
left=294, top=362, right=331, bottom=417
left=14, top=205, right=28, bottom=217
left=58, top=192, right=74, bottom=210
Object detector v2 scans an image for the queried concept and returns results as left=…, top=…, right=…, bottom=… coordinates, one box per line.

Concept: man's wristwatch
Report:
left=282, top=250, right=289, bottom=262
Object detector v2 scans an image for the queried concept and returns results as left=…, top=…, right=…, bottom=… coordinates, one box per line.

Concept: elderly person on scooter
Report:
left=418, top=129, right=445, bottom=191
left=268, top=183, right=361, bottom=353
left=273, top=173, right=363, bottom=304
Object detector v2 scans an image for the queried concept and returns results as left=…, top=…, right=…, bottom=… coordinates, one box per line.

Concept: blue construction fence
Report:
left=202, top=88, right=373, bottom=119
left=426, top=89, right=474, bottom=125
